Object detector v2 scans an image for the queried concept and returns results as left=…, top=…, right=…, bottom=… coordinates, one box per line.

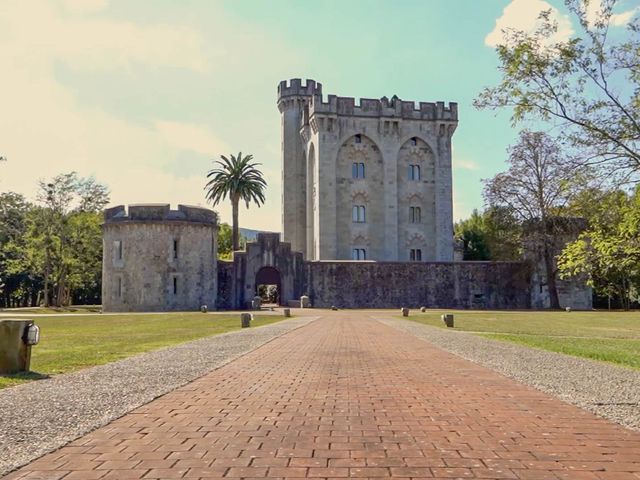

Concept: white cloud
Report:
left=0, top=0, right=212, bottom=202
left=577, top=0, right=637, bottom=28
left=61, top=0, right=109, bottom=14
left=155, top=121, right=230, bottom=157
left=583, top=0, right=602, bottom=26
left=0, top=0, right=298, bottom=230
left=485, top=0, right=574, bottom=47
left=452, top=146, right=479, bottom=171
left=453, top=159, right=480, bottom=171
left=610, top=6, right=639, bottom=26
left=0, top=1, right=209, bottom=73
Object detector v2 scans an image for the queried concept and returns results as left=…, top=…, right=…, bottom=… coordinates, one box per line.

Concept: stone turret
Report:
left=278, top=79, right=321, bottom=257
left=102, top=204, right=218, bottom=312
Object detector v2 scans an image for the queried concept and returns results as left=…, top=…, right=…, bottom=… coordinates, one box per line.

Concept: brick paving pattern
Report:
left=4, top=313, right=640, bottom=479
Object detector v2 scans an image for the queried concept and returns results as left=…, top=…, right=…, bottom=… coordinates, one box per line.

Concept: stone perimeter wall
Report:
left=303, top=261, right=531, bottom=309
left=212, top=233, right=536, bottom=310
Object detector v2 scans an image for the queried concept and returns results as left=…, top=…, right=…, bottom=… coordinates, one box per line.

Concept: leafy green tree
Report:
left=0, top=192, right=33, bottom=307
left=455, top=210, right=491, bottom=260
left=483, top=206, right=522, bottom=261
left=217, top=223, right=247, bottom=260
left=484, top=130, right=583, bottom=308
left=475, top=0, right=640, bottom=178
left=205, top=153, right=266, bottom=251
left=19, top=173, right=109, bottom=306
left=455, top=207, right=522, bottom=261
left=559, top=187, right=640, bottom=308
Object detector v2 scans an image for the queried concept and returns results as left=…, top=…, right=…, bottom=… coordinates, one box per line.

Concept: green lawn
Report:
left=0, top=313, right=285, bottom=389
left=403, top=310, right=640, bottom=369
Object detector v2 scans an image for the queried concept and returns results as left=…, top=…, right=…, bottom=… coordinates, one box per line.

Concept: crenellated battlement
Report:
left=277, top=78, right=323, bottom=100
left=104, top=204, right=217, bottom=225
left=308, top=94, right=457, bottom=121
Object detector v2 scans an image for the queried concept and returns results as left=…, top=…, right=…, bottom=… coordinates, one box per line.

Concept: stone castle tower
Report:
left=277, top=78, right=458, bottom=261
left=102, top=204, right=218, bottom=312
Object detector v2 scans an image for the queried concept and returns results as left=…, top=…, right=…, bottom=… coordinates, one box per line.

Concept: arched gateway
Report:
left=216, top=233, right=305, bottom=310
left=255, top=266, right=282, bottom=305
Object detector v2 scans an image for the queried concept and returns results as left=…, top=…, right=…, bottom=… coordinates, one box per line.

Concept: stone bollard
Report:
left=300, top=295, right=311, bottom=308
left=401, top=307, right=409, bottom=317
left=252, top=296, right=262, bottom=311
left=241, top=313, right=253, bottom=328
left=441, top=313, right=454, bottom=328
left=283, top=308, right=291, bottom=317
left=0, top=319, right=40, bottom=374
left=200, top=305, right=208, bottom=313
left=565, top=306, right=572, bottom=312
left=331, top=306, right=338, bottom=311
left=420, top=306, right=426, bottom=313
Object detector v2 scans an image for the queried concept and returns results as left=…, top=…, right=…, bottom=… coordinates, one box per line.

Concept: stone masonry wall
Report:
left=304, top=261, right=531, bottom=309
left=102, top=204, right=218, bottom=312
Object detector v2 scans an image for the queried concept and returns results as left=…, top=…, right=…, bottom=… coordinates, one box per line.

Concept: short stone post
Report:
left=241, top=313, right=253, bottom=328
left=0, top=319, right=39, bottom=374
left=300, top=295, right=311, bottom=308
left=200, top=305, right=208, bottom=313
left=283, top=308, right=291, bottom=317
left=420, top=306, right=426, bottom=312
left=441, top=313, right=454, bottom=328
left=252, top=296, right=262, bottom=311
left=401, top=307, right=409, bottom=317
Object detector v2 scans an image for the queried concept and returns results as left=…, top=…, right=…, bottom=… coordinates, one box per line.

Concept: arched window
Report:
left=410, top=137, right=417, bottom=146
left=352, top=205, right=366, bottom=223
left=352, top=248, right=367, bottom=260
left=408, top=164, right=421, bottom=180
left=355, top=134, right=362, bottom=144
left=410, top=249, right=422, bottom=261
left=410, top=206, right=421, bottom=223
left=352, top=162, right=365, bottom=179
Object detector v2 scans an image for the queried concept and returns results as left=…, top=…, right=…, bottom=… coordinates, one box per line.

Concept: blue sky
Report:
left=1, top=0, right=638, bottom=229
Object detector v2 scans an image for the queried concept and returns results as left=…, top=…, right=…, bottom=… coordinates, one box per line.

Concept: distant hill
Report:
left=240, top=227, right=279, bottom=241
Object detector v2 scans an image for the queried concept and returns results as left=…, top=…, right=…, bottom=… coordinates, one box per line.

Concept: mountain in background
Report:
left=240, top=227, right=279, bottom=241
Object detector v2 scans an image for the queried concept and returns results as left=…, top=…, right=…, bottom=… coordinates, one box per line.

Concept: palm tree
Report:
left=205, top=152, right=267, bottom=251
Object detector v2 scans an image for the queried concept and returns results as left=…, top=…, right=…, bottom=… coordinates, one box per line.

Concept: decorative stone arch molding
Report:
left=351, top=233, right=370, bottom=246
left=336, top=131, right=384, bottom=151
left=405, top=192, right=425, bottom=203
left=345, top=143, right=370, bottom=161
left=396, top=135, right=437, bottom=163
left=350, top=190, right=370, bottom=204
left=405, top=232, right=427, bottom=248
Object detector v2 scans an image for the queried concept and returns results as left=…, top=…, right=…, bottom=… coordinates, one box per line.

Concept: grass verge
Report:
left=403, top=310, right=640, bottom=369
left=0, top=313, right=286, bottom=389
left=478, top=333, right=640, bottom=369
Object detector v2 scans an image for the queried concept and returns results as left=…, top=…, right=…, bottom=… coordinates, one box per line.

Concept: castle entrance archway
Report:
left=255, top=266, right=282, bottom=306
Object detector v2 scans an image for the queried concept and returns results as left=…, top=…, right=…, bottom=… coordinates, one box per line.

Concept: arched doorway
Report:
left=255, top=266, right=282, bottom=306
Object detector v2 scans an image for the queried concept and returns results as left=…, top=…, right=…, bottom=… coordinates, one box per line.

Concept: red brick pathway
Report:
left=5, top=314, right=640, bottom=480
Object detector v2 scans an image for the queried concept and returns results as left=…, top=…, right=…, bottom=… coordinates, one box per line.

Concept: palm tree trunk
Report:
left=232, top=196, right=240, bottom=251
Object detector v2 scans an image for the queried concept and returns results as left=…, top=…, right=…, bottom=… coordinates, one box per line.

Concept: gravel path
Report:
left=0, top=316, right=316, bottom=476
left=376, top=315, right=640, bottom=432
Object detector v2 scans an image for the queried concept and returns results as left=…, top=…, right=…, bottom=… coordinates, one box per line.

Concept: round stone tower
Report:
left=102, top=204, right=218, bottom=312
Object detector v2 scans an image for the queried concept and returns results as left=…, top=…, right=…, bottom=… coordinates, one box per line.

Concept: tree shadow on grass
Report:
left=1, top=371, right=50, bottom=383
